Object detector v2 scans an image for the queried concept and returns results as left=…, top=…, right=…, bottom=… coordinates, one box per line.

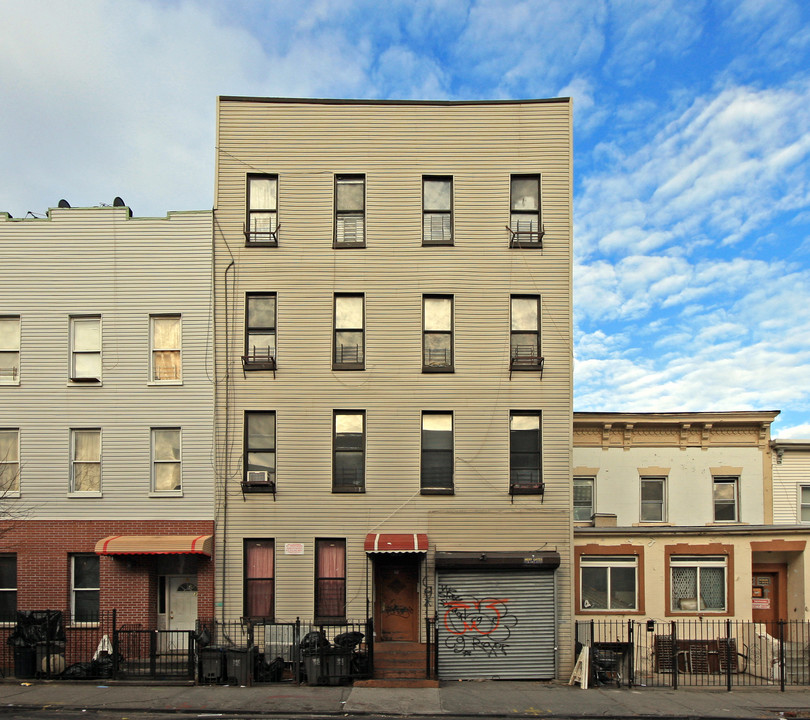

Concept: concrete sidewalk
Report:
left=0, top=680, right=809, bottom=718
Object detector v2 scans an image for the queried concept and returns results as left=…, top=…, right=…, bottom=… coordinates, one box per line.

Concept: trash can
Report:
left=35, top=641, right=66, bottom=677
left=13, top=647, right=36, bottom=679
left=303, top=648, right=351, bottom=686
left=225, top=647, right=254, bottom=686
left=199, top=646, right=226, bottom=684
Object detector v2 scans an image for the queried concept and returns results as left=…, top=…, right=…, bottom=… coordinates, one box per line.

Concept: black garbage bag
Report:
left=62, top=662, right=93, bottom=679
left=7, top=610, right=66, bottom=647
left=334, top=631, right=364, bottom=650
left=91, top=654, right=115, bottom=679
left=299, top=630, right=330, bottom=651
left=267, top=656, right=285, bottom=682
left=194, top=627, right=212, bottom=648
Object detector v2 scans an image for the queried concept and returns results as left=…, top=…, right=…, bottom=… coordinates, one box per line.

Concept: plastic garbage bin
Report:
left=199, top=646, right=226, bottom=684
left=14, top=647, right=36, bottom=679
left=35, top=641, right=66, bottom=677
left=225, top=647, right=254, bottom=686
left=303, top=648, right=351, bottom=686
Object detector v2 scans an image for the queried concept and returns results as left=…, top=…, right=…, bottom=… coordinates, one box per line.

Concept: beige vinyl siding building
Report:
left=213, top=98, right=573, bottom=680
left=0, top=205, right=215, bottom=629
left=772, top=440, right=810, bottom=525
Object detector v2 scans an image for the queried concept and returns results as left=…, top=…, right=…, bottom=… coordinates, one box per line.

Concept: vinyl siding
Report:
left=773, top=446, right=810, bottom=524
left=0, top=208, right=215, bottom=520
left=213, top=99, right=573, bottom=674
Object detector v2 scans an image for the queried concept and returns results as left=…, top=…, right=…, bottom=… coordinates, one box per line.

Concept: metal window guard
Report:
left=507, top=223, right=544, bottom=248
left=244, top=223, right=280, bottom=246
left=242, top=350, right=276, bottom=378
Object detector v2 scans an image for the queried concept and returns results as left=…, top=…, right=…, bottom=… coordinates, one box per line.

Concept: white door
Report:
left=161, top=576, right=198, bottom=651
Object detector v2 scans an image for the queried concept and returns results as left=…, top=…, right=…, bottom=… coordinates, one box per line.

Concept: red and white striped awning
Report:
left=95, top=535, right=213, bottom=556
left=364, top=533, right=428, bottom=553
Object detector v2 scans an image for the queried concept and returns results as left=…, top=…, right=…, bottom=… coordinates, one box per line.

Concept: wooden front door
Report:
left=752, top=565, right=786, bottom=634
left=375, top=556, right=419, bottom=642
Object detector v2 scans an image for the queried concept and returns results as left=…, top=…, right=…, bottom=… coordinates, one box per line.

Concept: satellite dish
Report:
left=113, top=196, right=125, bottom=207
left=58, top=199, right=71, bottom=208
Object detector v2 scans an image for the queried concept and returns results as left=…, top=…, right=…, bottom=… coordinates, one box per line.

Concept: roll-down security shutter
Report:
left=437, top=570, right=556, bottom=679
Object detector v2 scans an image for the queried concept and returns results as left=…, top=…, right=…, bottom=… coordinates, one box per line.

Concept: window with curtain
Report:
left=0, top=316, right=20, bottom=384
left=423, top=295, right=453, bottom=371
left=152, top=428, right=181, bottom=493
left=70, top=316, right=101, bottom=381
left=333, top=294, right=364, bottom=369
left=315, top=539, right=346, bottom=620
left=423, top=176, right=453, bottom=245
left=670, top=555, right=727, bottom=612
left=71, top=429, right=101, bottom=493
left=150, top=315, right=181, bottom=382
left=509, top=174, right=542, bottom=246
left=334, top=175, right=365, bottom=247
left=0, top=429, right=20, bottom=494
left=244, top=540, right=274, bottom=619
left=246, top=175, right=278, bottom=245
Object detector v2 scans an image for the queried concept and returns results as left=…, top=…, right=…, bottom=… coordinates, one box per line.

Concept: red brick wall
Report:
left=0, top=520, right=214, bottom=627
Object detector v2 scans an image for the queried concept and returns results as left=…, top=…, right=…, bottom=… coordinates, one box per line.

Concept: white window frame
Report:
left=640, top=476, right=666, bottom=522
left=69, top=428, right=101, bottom=496
left=670, top=555, right=728, bottom=613
left=712, top=476, right=738, bottom=522
left=0, top=429, right=20, bottom=497
left=0, top=554, right=16, bottom=623
left=574, top=476, right=594, bottom=521
left=0, top=315, right=20, bottom=385
left=69, top=315, right=101, bottom=383
left=580, top=555, right=638, bottom=611
left=799, top=485, right=810, bottom=523
left=71, top=554, right=100, bottom=625
left=149, top=314, right=182, bottom=384
left=150, top=428, right=182, bottom=496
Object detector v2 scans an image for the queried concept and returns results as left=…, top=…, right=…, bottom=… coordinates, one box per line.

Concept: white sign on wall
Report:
left=284, top=543, right=305, bottom=555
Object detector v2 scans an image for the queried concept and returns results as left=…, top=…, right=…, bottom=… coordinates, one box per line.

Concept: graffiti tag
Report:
left=438, top=584, right=518, bottom=659
left=382, top=603, right=413, bottom=618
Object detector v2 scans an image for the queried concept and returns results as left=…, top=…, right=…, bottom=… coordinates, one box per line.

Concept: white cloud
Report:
left=775, top=423, right=810, bottom=440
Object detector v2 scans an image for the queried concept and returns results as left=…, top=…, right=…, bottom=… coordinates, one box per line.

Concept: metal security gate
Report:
left=437, top=570, right=556, bottom=679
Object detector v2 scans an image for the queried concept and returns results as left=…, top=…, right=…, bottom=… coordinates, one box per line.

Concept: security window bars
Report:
left=670, top=555, right=727, bottom=613
left=641, top=477, right=666, bottom=522
left=0, top=555, right=16, bottom=622
left=333, top=294, right=364, bottom=369
left=510, top=412, right=542, bottom=494
left=509, top=175, right=543, bottom=247
left=801, top=486, right=810, bottom=523
left=421, top=412, right=453, bottom=493
left=244, top=412, right=275, bottom=487
left=580, top=555, right=637, bottom=611
left=574, top=477, right=594, bottom=521
left=70, top=316, right=101, bottom=382
left=333, top=411, right=365, bottom=492
left=335, top=175, right=365, bottom=247
left=244, top=540, right=274, bottom=619
left=71, top=554, right=99, bottom=623
left=0, top=316, right=20, bottom=384
left=245, top=175, right=278, bottom=245
left=152, top=428, right=181, bottom=493
left=150, top=315, right=181, bottom=382
left=315, top=539, right=346, bottom=621
left=423, top=176, right=453, bottom=245
left=244, top=294, right=276, bottom=369
left=423, top=295, right=453, bottom=371
left=713, top=476, right=738, bottom=522
left=0, top=429, right=19, bottom=495
left=70, top=429, right=101, bottom=494
left=510, top=296, right=542, bottom=369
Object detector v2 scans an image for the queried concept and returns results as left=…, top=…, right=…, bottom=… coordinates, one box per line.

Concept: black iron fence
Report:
left=196, top=617, right=372, bottom=685
left=0, top=610, right=195, bottom=681
left=576, top=619, right=810, bottom=690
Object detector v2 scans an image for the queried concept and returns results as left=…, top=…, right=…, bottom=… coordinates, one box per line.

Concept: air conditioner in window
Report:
left=246, top=470, right=270, bottom=485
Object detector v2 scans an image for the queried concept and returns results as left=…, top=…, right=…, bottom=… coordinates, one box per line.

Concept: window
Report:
left=333, top=294, right=364, bottom=369
left=0, top=429, right=19, bottom=495
left=69, top=316, right=101, bottom=382
left=333, top=411, right=365, bottom=492
left=152, top=428, right=181, bottom=493
left=244, top=294, right=276, bottom=369
left=423, top=176, right=453, bottom=245
left=423, top=295, right=453, bottom=371
left=713, top=476, right=738, bottom=521
left=509, top=175, right=542, bottom=247
left=244, top=412, right=275, bottom=487
left=0, top=316, right=20, bottom=384
left=0, top=555, right=16, bottom=622
left=510, top=412, right=542, bottom=494
left=640, top=477, right=666, bottom=522
left=71, top=554, right=99, bottom=623
left=670, top=555, right=727, bottom=612
left=580, top=556, right=637, bottom=611
left=315, top=539, right=346, bottom=621
left=244, top=540, right=274, bottom=619
left=70, top=429, right=101, bottom=494
left=150, top=315, right=181, bottom=382
left=800, top=486, right=810, bottom=523
left=421, top=412, right=453, bottom=493
left=334, top=175, right=365, bottom=247
left=574, top=477, right=594, bottom=521
left=245, top=175, right=278, bottom=245
left=510, top=296, right=542, bottom=369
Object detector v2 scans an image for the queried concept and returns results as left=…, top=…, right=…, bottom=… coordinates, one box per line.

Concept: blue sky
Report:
left=2, top=0, right=808, bottom=436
